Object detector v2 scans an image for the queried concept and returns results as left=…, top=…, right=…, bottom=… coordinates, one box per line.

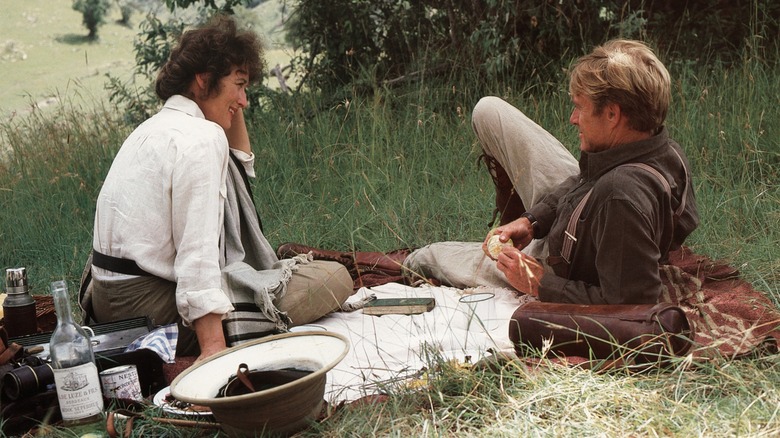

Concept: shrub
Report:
left=72, top=0, right=112, bottom=40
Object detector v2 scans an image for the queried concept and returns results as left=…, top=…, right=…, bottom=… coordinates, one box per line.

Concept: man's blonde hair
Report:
left=569, top=39, right=671, bottom=133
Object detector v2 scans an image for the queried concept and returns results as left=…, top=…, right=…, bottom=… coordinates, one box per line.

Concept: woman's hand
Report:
left=224, top=109, right=251, bottom=154
left=495, top=247, right=544, bottom=297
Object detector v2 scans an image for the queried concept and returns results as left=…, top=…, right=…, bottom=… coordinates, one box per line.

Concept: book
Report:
left=362, top=297, right=436, bottom=316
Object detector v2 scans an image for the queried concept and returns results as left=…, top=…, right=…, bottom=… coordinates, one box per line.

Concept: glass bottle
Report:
left=49, top=280, right=104, bottom=426
left=3, top=267, right=38, bottom=338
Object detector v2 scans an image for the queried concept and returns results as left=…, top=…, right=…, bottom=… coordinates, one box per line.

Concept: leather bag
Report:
left=508, top=301, right=694, bottom=364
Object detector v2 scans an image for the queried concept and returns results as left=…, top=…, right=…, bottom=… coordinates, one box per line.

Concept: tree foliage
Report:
left=284, top=0, right=780, bottom=94
left=108, top=0, right=779, bottom=120
left=162, top=0, right=246, bottom=11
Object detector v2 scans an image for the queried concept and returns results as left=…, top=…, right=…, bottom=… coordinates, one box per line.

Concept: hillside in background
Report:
left=0, top=0, right=289, bottom=121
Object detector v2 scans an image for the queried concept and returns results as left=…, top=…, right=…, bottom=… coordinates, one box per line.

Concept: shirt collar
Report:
left=163, top=95, right=206, bottom=120
left=579, top=127, right=670, bottom=181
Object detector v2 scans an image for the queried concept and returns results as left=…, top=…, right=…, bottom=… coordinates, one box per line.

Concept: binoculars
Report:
left=2, top=363, right=54, bottom=401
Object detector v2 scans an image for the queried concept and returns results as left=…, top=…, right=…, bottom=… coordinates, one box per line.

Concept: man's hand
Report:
left=496, top=247, right=544, bottom=297
left=482, top=216, right=534, bottom=259
left=192, top=313, right=228, bottom=363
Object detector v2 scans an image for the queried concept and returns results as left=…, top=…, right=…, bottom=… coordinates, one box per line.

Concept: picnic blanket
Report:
left=163, top=247, right=780, bottom=404
left=319, top=246, right=780, bottom=402
left=160, top=283, right=522, bottom=403
left=316, top=283, right=522, bottom=403
left=662, top=246, right=780, bottom=359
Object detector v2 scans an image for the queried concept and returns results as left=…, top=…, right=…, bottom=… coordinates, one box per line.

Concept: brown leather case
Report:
left=509, top=301, right=694, bottom=364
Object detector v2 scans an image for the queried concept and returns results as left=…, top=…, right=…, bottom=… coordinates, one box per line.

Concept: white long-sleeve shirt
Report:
left=93, top=95, right=236, bottom=325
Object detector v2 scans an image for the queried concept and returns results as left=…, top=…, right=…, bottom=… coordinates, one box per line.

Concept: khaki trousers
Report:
left=404, top=96, right=579, bottom=290
left=90, top=260, right=352, bottom=357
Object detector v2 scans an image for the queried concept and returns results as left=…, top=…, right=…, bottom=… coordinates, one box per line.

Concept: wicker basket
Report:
left=33, top=295, right=57, bottom=333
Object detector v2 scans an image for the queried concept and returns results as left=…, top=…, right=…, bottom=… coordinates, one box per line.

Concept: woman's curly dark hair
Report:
left=155, top=14, right=264, bottom=101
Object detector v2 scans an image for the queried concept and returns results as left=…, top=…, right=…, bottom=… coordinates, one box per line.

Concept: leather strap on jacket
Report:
left=561, top=189, right=593, bottom=265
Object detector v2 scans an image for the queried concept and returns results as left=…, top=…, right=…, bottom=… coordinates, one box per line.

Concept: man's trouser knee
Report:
left=276, top=260, right=353, bottom=326
left=472, top=96, right=578, bottom=209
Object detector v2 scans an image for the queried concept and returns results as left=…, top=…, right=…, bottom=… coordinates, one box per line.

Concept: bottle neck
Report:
left=51, top=281, right=76, bottom=326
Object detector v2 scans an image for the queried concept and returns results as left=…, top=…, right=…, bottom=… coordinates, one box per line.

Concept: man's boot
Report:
left=351, top=248, right=413, bottom=289
left=277, top=243, right=415, bottom=290
left=478, top=153, right=525, bottom=226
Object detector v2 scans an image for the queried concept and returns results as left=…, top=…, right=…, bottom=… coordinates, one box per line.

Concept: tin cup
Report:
left=457, top=292, right=499, bottom=332
left=100, top=365, right=143, bottom=401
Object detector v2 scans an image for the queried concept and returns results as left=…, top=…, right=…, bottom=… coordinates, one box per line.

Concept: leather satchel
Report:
left=509, top=301, right=694, bottom=365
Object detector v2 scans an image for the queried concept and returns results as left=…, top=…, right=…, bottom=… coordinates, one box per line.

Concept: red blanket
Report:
left=662, top=246, right=780, bottom=359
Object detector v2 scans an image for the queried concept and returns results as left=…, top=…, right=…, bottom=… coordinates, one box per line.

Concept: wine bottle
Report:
left=49, top=280, right=104, bottom=426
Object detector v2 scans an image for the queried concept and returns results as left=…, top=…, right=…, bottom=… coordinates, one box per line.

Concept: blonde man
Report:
left=405, top=39, right=699, bottom=304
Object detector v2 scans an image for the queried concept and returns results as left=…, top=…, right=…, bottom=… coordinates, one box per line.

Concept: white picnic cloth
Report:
left=313, top=283, right=524, bottom=403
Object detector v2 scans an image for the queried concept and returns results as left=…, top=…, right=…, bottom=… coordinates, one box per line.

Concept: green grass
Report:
left=667, top=59, right=780, bottom=294
left=1, top=3, right=780, bottom=437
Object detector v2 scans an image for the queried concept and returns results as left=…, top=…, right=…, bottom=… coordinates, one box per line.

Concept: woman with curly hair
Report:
left=84, top=15, right=351, bottom=362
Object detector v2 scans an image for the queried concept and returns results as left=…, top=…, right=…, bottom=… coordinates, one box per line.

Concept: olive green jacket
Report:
left=529, top=128, right=699, bottom=304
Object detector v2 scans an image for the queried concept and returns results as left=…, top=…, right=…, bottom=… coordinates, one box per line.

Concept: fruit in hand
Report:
left=487, top=235, right=513, bottom=259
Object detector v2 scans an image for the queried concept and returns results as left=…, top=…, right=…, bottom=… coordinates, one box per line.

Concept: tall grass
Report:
left=1, top=97, right=132, bottom=290
left=667, top=57, right=780, bottom=299
left=252, top=85, right=493, bottom=253
left=1, top=54, right=778, bottom=436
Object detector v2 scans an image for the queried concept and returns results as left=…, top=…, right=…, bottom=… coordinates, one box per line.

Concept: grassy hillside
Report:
left=0, top=0, right=138, bottom=119
left=0, top=0, right=291, bottom=121
left=1, top=58, right=779, bottom=437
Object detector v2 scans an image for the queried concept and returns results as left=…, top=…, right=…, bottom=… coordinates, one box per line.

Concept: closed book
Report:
left=363, top=298, right=436, bottom=316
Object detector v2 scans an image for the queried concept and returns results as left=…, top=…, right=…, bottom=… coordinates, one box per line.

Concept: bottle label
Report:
left=53, top=362, right=104, bottom=420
